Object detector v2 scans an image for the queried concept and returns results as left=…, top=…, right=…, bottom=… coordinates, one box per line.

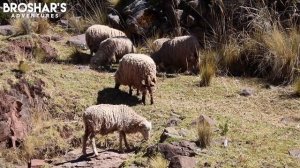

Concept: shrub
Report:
left=197, top=118, right=212, bottom=148
left=149, top=154, right=169, bottom=168
left=34, top=19, right=50, bottom=34
left=18, top=61, right=31, bottom=74
left=84, top=0, right=109, bottom=25
left=259, top=28, right=300, bottom=84
left=11, top=18, right=33, bottom=35
left=200, top=50, right=217, bottom=87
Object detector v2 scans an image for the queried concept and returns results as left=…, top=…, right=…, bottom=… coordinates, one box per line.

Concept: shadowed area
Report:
left=97, top=88, right=141, bottom=106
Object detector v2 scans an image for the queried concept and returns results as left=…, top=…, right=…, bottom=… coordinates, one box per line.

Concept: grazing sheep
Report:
left=82, top=104, right=152, bottom=155
left=90, top=36, right=136, bottom=69
left=85, top=25, right=126, bottom=56
left=152, top=38, right=170, bottom=52
left=152, top=35, right=200, bottom=74
left=115, top=54, right=157, bottom=105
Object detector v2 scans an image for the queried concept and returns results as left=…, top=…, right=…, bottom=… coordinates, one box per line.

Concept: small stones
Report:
left=239, top=88, right=254, bottom=97
left=160, top=127, right=181, bottom=143
left=289, top=149, right=300, bottom=159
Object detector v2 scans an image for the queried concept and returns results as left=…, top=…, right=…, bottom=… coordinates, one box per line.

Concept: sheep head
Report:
left=139, top=120, right=152, bottom=141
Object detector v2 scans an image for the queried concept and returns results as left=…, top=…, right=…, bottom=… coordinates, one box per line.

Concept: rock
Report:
left=158, top=142, right=197, bottom=160
left=178, top=128, right=189, bottom=137
left=108, top=13, right=121, bottom=29
left=30, top=159, right=46, bottom=168
left=239, top=88, right=254, bottom=96
left=51, top=148, right=131, bottom=168
left=66, top=34, right=87, bottom=50
left=39, top=35, right=63, bottom=42
left=289, top=149, right=300, bottom=159
left=169, top=156, right=197, bottom=168
left=160, top=127, right=181, bottom=143
left=0, top=78, right=46, bottom=148
left=198, top=114, right=216, bottom=127
left=166, top=117, right=181, bottom=127
left=0, top=25, right=15, bottom=36
left=58, top=19, right=69, bottom=28
left=34, top=39, right=58, bottom=62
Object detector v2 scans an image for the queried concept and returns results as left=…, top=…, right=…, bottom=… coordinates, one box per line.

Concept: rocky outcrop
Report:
left=0, top=78, right=46, bottom=148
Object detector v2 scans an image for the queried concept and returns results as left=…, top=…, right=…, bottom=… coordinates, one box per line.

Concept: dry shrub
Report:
left=11, top=18, right=33, bottom=35
left=84, top=0, right=109, bottom=25
left=200, top=50, right=217, bottom=87
left=108, top=0, right=121, bottom=7
left=34, top=19, right=50, bottom=34
left=197, top=118, right=212, bottom=148
left=259, top=28, right=300, bottom=84
left=220, top=37, right=241, bottom=68
left=149, top=154, right=169, bottom=168
left=68, top=16, right=89, bottom=34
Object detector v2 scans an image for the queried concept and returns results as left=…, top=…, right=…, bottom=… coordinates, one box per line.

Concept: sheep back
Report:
left=85, top=25, right=126, bottom=53
left=152, top=35, right=200, bottom=73
left=83, top=104, right=149, bottom=135
left=115, top=54, right=157, bottom=91
left=152, top=38, right=170, bottom=52
left=90, top=36, right=136, bottom=68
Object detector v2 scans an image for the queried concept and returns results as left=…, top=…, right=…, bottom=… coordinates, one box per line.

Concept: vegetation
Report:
left=197, top=119, right=212, bottom=148
left=149, top=154, right=169, bottom=168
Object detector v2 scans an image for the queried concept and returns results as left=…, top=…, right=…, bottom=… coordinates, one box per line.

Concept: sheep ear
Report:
left=141, top=80, right=146, bottom=85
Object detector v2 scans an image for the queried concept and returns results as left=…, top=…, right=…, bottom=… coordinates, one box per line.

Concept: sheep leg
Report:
left=148, top=87, right=154, bottom=105
left=142, top=90, right=147, bottom=105
left=119, top=132, right=124, bottom=153
left=91, top=133, right=98, bottom=156
left=122, top=132, right=130, bottom=150
left=115, top=83, right=120, bottom=90
left=136, top=89, right=140, bottom=96
left=129, top=86, right=133, bottom=95
left=82, top=130, right=89, bottom=155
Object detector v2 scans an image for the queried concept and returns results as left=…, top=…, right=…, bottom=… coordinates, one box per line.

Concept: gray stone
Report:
left=30, top=159, right=46, bottom=168
left=198, top=114, right=216, bottom=127
left=167, top=117, right=181, bottom=127
left=289, top=149, right=300, bottom=159
left=0, top=25, right=15, bottom=36
left=158, top=142, right=197, bottom=160
left=169, top=156, right=197, bottom=168
left=239, top=88, right=254, bottom=96
left=66, top=34, right=87, bottom=50
left=160, top=127, right=181, bottom=143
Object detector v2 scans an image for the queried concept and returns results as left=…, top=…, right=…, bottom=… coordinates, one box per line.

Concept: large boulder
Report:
left=169, top=155, right=197, bottom=168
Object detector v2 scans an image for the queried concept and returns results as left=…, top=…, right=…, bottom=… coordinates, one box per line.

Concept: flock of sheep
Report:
left=82, top=24, right=201, bottom=155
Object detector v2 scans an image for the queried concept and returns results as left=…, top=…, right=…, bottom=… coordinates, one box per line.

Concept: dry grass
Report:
left=220, top=37, right=241, bottom=67
left=149, top=155, right=169, bottom=168
left=108, top=0, right=121, bottom=7
left=11, top=18, right=33, bottom=35
left=84, top=0, right=109, bottom=25
left=197, top=120, right=212, bottom=148
left=200, top=50, right=217, bottom=87
left=260, top=28, right=300, bottom=84
left=34, top=19, right=50, bottom=34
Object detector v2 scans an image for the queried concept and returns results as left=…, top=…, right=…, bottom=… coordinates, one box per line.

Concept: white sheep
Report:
left=90, top=36, right=136, bottom=69
left=115, top=54, right=157, bottom=105
left=82, top=104, right=152, bottom=155
left=85, top=25, right=126, bottom=56
left=152, top=35, right=200, bottom=74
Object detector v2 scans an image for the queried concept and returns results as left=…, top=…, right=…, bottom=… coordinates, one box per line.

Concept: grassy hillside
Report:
left=0, top=60, right=299, bottom=167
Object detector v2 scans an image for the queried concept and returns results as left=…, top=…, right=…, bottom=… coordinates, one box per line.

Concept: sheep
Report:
left=90, top=36, right=136, bottom=69
left=82, top=104, right=152, bottom=155
left=115, top=54, right=157, bottom=105
left=85, top=24, right=126, bottom=56
left=152, top=35, right=200, bottom=74
left=152, top=38, right=170, bottom=52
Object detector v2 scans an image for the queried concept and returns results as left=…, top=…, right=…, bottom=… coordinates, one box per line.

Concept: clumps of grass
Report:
left=219, top=120, right=229, bottom=136
left=34, top=19, right=50, bottom=34
left=18, top=61, right=31, bottom=74
left=220, top=37, right=242, bottom=68
left=68, top=16, right=90, bottom=34
left=199, top=50, right=217, bottom=87
left=84, top=0, right=109, bottom=25
left=149, top=154, right=169, bottom=168
left=108, top=0, right=121, bottom=7
left=197, top=119, right=212, bottom=148
left=11, top=18, right=33, bottom=35
left=259, top=28, right=300, bottom=84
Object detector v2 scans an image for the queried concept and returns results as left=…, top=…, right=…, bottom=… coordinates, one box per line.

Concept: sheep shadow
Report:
left=97, top=88, right=141, bottom=106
